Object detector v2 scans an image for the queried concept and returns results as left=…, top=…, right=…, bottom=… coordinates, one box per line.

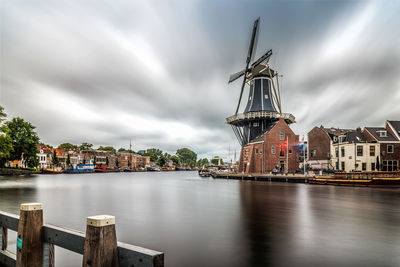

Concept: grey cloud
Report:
left=1, top=0, right=399, bottom=159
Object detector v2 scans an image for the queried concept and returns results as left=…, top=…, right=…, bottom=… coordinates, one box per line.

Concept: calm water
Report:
left=1, top=172, right=400, bottom=266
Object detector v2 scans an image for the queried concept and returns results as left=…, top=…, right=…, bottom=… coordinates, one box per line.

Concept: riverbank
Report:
left=0, top=167, right=39, bottom=176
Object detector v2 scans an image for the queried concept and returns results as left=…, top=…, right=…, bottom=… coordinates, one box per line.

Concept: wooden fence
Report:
left=0, top=203, right=164, bottom=267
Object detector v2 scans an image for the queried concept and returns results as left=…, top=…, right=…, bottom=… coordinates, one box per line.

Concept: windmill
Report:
left=226, top=17, right=295, bottom=146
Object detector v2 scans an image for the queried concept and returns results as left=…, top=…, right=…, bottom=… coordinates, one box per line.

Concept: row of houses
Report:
left=307, top=120, right=400, bottom=172
left=37, top=144, right=150, bottom=170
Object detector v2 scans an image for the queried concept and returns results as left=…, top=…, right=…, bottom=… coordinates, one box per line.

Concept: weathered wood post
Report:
left=16, top=203, right=44, bottom=267
left=82, top=215, right=118, bottom=267
left=1, top=227, right=7, bottom=250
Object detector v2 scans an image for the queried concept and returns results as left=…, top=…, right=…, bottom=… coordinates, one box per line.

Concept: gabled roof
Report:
left=387, top=120, right=400, bottom=140
left=344, top=131, right=367, bottom=143
left=364, top=127, right=398, bottom=142
left=248, top=121, right=278, bottom=144
left=321, top=126, right=353, bottom=136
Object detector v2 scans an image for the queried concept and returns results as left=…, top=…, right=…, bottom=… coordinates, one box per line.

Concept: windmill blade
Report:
left=246, top=17, right=260, bottom=64
left=228, top=69, right=246, bottom=83
left=250, top=49, right=272, bottom=69
left=235, top=71, right=247, bottom=115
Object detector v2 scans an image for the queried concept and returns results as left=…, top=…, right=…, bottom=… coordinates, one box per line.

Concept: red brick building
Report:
left=239, top=119, right=299, bottom=173
left=364, top=120, right=400, bottom=171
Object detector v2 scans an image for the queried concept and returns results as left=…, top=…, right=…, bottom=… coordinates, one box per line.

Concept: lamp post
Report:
left=286, top=136, right=289, bottom=173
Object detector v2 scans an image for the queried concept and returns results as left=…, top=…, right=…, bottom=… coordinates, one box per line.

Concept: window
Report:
left=383, top=160, right=398, bottom=171
left=341, top=147, right=345, bottom=157
left=370, top=146, right=375, bottom=156
left=279, top=147, right=284, bottom=157
left=289, top=147, right=293, bottom=154
left=378, top=131, right=387, bottom=137
left=335, top=147, right=339, bottom=157
left=311, top=150, right=316, bottom=158
left=271, top=145, right=275, bottom=154
left=371, top=162, right=375, bottom=171
left=357, top=146, right=363, bottom=157
left=280, top=132, right=284, bottom=140
left=341, top=162, right=345, bottom=171
left=362, top=163, right=366, bottom=171
left=336, top=162, right=339, bottom=170
left=388, top=145, right=393, bottom=153
left=255, top=148, right=258, bottom=154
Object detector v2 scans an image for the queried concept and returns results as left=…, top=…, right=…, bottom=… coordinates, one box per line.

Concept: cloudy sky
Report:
left=1, top=0, right=399, bottom=159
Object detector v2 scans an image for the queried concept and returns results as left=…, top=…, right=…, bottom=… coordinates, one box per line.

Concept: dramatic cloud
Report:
left=1, top=0, right=399, bottom=159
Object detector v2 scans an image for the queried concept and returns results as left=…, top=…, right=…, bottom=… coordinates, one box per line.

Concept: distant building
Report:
left=117, top=153, right=150, bottom=169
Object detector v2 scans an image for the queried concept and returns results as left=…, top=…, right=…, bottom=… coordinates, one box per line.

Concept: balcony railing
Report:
left=226, top=111, right=295, bottom=124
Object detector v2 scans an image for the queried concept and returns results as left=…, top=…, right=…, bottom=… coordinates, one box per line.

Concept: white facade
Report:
left=331, top=143, right=380, bottom=172
left=38, top=149, right=49, bottom=168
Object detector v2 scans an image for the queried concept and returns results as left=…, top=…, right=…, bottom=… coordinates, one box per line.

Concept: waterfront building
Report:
left=238, top=118, right=299, bottom=173
left=307, top=126, right=353, bottom=170
left=364, top=120, right=400, bottom=171
left=37, top=143, right=52, bottom=169
left=331, top=131, right=380, bottom=172
left=117, top=152, right=150, bottom=169
left=226, top=18, right=298, bottom=173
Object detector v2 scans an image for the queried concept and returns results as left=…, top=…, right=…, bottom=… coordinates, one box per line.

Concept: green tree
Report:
left=171, top=155, right=180, bottom=166
left=211, top=156, right=223, bottom=166
left=0, top=106, right=6, bottom=123
left=145, top=148, right=163, bottom=162
left=176, top=148, right=197, bottom=167
left=52, top=149, right=59, bottom=167
left=5, top=117, right=39, bottom=168
left=197, top=158, right=209, bottom=167
left=58, top=143, right=78, bottom=150
left=98, top=146, right=116, bottom=153
left=66, top=153, right=71, bottom=167
left=79, top=142, right=93, bottom=151
left=158, top=155, right=166, bottom=166
left=0, top=106, right=13, bottom=166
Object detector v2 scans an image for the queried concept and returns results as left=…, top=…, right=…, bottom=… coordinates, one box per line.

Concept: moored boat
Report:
left=309, top=171, right=400, bottom=187
left=42, top=168, right=64, bottom=174
left=66, top=164, right=94, bottom=173
left=94, top=166, right=121, bottom=172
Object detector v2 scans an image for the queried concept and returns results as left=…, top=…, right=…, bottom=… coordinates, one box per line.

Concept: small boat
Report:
left=94, top=166, right=121, bottom=172
left=66, top=164, right=94, bottom=173
left=42, top=168, right=64, bottom=174
left=198, top=169, right=211, bottom=177
left=146, top=166, right=161, bottom=172
left=123, top=169, right=136, bottom=172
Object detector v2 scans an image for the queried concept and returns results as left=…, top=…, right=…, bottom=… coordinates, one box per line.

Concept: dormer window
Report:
left=339, top=135, right=345, bottom=142
left=377, top=130, right=387, bottom=137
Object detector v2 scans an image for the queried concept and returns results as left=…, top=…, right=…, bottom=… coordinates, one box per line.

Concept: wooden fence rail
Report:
left=0, top=203, right=164, bottom=267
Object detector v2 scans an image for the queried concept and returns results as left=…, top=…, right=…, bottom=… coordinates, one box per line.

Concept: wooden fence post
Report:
left=16, top=203, right=44, bottom=267
left=82, top=215, right=118, bottom=267
left=1, top=227, right=7, bottom=250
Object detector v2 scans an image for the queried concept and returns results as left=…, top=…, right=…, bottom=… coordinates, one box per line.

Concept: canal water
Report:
left=1, top=171, right=400, bottom=267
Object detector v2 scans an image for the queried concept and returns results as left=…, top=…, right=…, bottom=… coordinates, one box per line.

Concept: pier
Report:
left=0, top=203, right=164, bottom=267
left=211, top=171, right=311, bottom=183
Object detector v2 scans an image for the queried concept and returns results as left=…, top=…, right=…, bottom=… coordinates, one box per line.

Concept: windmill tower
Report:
left=226, top=18, right=295, bottom=146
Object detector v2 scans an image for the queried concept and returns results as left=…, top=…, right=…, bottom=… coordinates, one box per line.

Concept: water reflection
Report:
left=1, top=173, right=400, bottom=266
